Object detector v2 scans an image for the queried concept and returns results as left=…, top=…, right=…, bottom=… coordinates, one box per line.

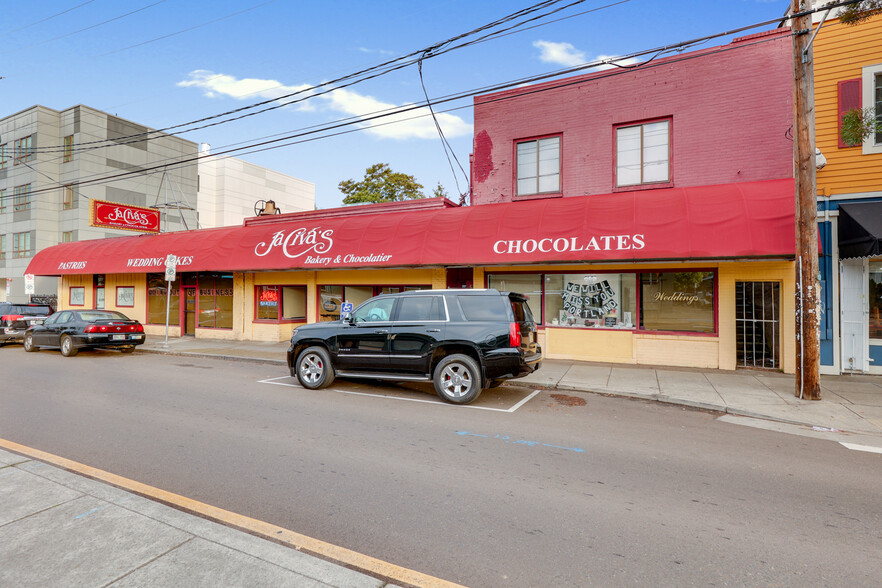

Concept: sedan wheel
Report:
left=60, top=335, right=79, bottom=357
left=23, top=333, right=38, bottom=352
left=434, top=354, right=481, bottom=404
left=296, top=346, right=335, bottom=389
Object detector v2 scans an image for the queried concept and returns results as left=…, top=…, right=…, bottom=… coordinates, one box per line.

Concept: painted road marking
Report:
left=456, top=431, right=585, bottom=453
left=258, top=376, right=541, bottom=413
left=0, top=437, right=465, bottom=588
left=840, top=442, right=882, bottom=454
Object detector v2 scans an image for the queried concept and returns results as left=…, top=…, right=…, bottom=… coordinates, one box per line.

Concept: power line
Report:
left=22, top=0, right=600, bottom=155
left=97, top=1, right=278, bottom=57
left=16, top=28, right=796, bottom=200
left=0, top=0, right=97, bottom=38
left=0, top=1, right=167, bottom=57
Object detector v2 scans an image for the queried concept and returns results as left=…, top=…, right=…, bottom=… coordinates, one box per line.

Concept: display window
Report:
left=318, top=285, right=430, bottom=321
left=147, top=273, right=179, bottom=325
left=488, top=270, right=715, bottom=334
left=198, top=273, right=234, bottom=329
left=640, top=272, right=715, bottom=333
left=255, top=285, right=307, bottom=322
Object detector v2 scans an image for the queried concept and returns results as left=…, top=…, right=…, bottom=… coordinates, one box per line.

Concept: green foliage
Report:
left=339, top=163, right=426, bottom=205
left=431, top=183, right=449, bottom=199
left=840, top=0, right=882, bottom=25
left=839, top=107, right=881, bottom=146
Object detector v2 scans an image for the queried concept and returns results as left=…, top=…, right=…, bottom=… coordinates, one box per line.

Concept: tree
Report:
left=839, top=0, right=882, bottom=24
left=339, top=163, right=425, bottom=205
left=431, top=183, right=449, bottom=199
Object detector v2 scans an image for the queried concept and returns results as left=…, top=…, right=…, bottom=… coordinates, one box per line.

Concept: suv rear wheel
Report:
left=434, top=354, right=481, bottom=404
left=295, top=346, right=335, bottom=389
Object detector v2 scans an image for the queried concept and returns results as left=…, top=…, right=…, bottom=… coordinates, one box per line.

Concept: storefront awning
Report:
left=27, top=178, right=796, bottom=277
left=838, top=201, right=882, bottom=259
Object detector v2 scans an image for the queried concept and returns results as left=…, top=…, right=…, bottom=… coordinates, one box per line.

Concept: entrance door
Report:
left=840, top=259, right=868, bottom=372
left=735, top=281, right=781, bottom=369
left=183, top=287, right=197, bottom=336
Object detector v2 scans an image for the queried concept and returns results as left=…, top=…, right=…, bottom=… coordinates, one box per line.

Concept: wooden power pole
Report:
left=792, top=0, right=821, bottom=400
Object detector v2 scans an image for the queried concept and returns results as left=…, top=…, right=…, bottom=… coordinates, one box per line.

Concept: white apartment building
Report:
left=1, top=105, right=315, bottom=305
left=196, top=143, right=315, bottom=229
left=0, top=104, right=198, bottom=304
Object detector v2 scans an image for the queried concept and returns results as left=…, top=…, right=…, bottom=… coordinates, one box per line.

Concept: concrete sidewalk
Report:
left=0, top=447, right=407, bottom=588
left=141, top=335, right=882, bottom=438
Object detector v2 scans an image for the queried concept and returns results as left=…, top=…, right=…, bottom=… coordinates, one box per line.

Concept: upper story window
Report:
left=873, top=73, right=882, bottom=145
left=13, top=184, right=31, bottom=212
left=14, top=135, right=34, bottom=165
left=13, top=232, right=31, bottom=258
left=0, top=189, right=6, bottom=213
left=63, top=135, right=74, bottom=163
left=0, top=144, right=7, bottom=169
left=516, top=135, right=560, bottom=196
left=615, top=119, right=670, bottom=187
left=62, top=185, right=74, bottom=210
left=861, top=63, right=882, bottom=155
left=0, top=235, right=5, bottom=260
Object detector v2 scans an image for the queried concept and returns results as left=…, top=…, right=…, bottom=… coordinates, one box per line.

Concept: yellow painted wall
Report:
left=59, top=275, right=93, bottom=310
left=480, top=260, right=795, bottom=373
left=545, top=327, right=634, bottom=362
left=814, top=13, right=882, bottom=195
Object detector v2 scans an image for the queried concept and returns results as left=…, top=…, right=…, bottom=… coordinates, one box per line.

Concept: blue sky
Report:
left=0, top=0, right=789, bottom=210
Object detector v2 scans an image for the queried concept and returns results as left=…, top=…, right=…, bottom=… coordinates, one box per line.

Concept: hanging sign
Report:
left=90, top=199, right=161, bottom=233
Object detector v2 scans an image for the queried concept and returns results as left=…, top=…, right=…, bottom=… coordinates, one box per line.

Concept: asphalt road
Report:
left=1, top=348, right=880, bottom=587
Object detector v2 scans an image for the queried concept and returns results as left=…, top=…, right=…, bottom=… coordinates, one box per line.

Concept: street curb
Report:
left=0, top=438, right=464, bottom=588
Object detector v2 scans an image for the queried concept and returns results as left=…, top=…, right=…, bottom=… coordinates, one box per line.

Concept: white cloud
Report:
left=177, top=70, right=316, bottom=111
left=533, top=40, right=586, bottom=67
left=178, top=70, right=472, bottom=141
left=532, top=41, right=641, bottom=71
left=325, top=88, right=471, bottom=140
left=357, top=47, right=396, bottom=56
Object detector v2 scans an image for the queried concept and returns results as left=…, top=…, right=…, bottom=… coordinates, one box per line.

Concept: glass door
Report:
left=183, top=287, right=197, bottom=335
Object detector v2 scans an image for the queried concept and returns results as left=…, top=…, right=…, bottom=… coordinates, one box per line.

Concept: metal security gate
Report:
left=736, top=282, right=780, bottom=369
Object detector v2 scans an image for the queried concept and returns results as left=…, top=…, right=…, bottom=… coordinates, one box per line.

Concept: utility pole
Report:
left=792, top=0, right=821, bottom=400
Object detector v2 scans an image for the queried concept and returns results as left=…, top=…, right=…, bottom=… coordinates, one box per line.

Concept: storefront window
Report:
left=318, top=285, right=427, bottom=321
left=640, top=272, right=715, bottom=333
left=487, top=274, right=542, bottom=323
left=869, top=262, right=882, bottom=339
left=147, top=273, right=179, bottom=325
left=256, top=285, right=307, bottom=321
left=197, top=273, right=234, bottom=329
left=545, top=273, right=637, bottom=328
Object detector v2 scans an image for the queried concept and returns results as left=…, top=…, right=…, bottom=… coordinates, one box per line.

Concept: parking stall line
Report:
left=257, top=377, right=541, bottom=413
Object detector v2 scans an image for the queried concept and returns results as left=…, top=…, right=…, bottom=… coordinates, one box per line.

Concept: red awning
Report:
left=27, top=179, right=796, bottom=276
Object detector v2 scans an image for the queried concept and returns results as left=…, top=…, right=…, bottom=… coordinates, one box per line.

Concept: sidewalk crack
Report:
left=102, top=536, right=195, bottom=587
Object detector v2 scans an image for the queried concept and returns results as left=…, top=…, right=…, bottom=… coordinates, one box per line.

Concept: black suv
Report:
left=0, top=303, right=54, bottom=346
left=287, top=289, right=542, bottom=404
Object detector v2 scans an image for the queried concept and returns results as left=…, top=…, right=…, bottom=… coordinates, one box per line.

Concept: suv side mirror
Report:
left=342, top=311, right=354, bottom=324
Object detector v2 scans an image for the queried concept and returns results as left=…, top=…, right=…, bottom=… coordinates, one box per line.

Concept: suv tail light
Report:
left=509, top=322, right=521, bottom=348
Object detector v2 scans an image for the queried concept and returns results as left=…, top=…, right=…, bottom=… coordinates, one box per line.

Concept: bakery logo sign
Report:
left=90, top=199, right=160, bottom=233
left=254, top=227, right=392, bottom=266
left=493, top=234, right=645, bottom=255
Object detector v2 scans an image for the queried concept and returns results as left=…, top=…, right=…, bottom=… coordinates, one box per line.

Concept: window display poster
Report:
left=560, top=279, right=618, bottom=320
left=117, top=286, right=135, bottom=307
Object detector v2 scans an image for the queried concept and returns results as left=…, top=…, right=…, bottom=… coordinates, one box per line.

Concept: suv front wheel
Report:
left=295, top=346, right=335, bottom=389
left=434, top=354, right=481, bottom=405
